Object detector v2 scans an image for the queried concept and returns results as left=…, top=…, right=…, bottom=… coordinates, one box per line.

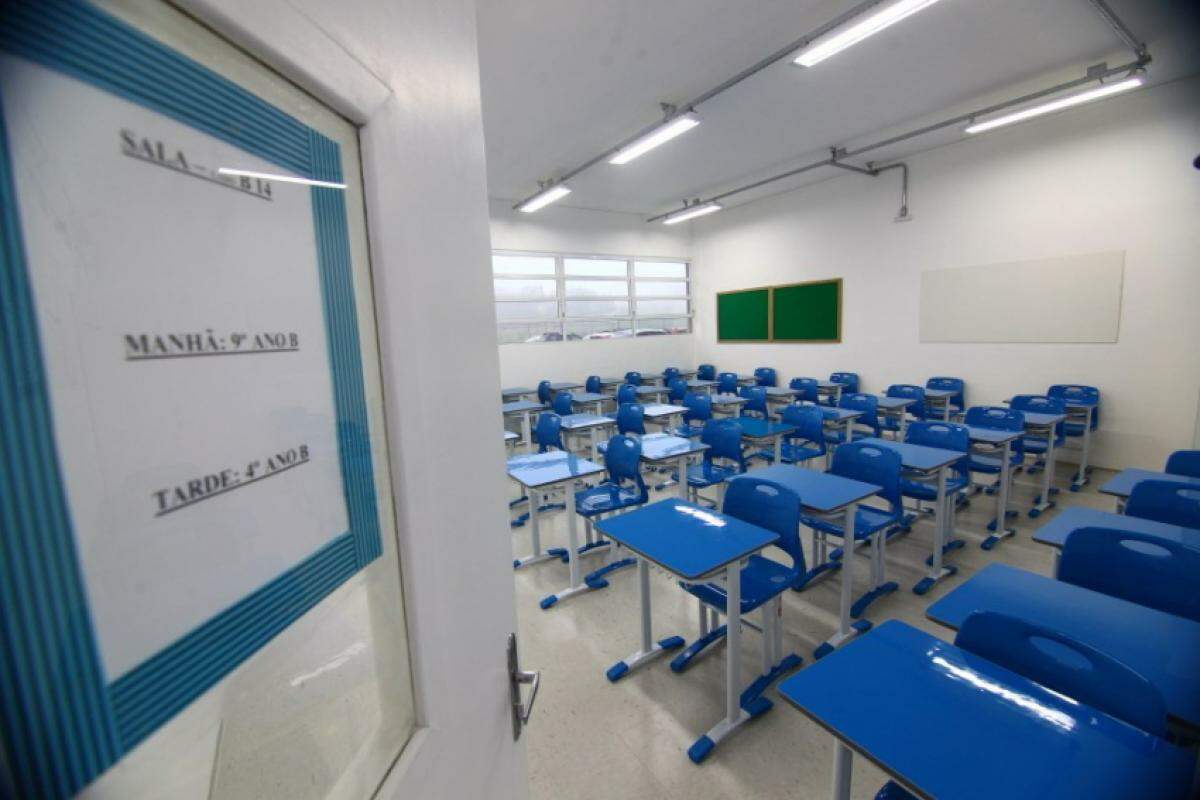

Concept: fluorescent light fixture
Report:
left=663, top=202, right=722, bottom=225
left=216, top=167, right=346, bottom=189
left=964, top=77, right=1143, bottom=134
left=609, top=113, right=700, bottom=165
left=517, top=184, right=572, bottom=213
left=793, top=0, right=942, bottom=67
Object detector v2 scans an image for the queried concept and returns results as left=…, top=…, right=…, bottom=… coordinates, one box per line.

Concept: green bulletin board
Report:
left=772, top=279, right=842, bottom=342
left=716, top=288, right=770, bottom=341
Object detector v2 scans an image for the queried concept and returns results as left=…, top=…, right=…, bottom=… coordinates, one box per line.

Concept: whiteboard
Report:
left=919, top=252, right=1124, bottom=343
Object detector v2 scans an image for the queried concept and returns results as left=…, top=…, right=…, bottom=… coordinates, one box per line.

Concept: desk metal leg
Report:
left=514, top=487, right=565, bottom=569
left=605, top=557, right=684, bottom=682
left=815, top=503, right=871, bottom=659
left=982, top=440, right=1016, bottom=549
left=521, top=411, right=533, bottom=453
left=1029, top=428, right=1058, bottom=518
left=540, top=487, right=598, bottom=608
left=913, top=468, right=957, bottom=595
left=1070, top=409, right=1092, bottom=491
left=590, top=426, right=600, bottom=461
left=850, top=530, right=897, bottom=619
left=831, top=741, right=852, bottom=800
left=774, top=435, right=783, bottom=464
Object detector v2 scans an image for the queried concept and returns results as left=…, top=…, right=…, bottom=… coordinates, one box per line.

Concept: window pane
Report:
left=493, top=278, right=556, bottom=300
left=493, top=254, right=555, bottom=276
left=565, top=319, right=633, bottom=340
left=495, top=300, right=558, bottom=321
left=634, top=281, right=687, bottom=297
left=497, top=321, right=566, bottom=344
left=634, top=260, right=687, bottom=278
left=565, top=279, right=628, bottom=298
left=636, top=299, right=688, bottom=316
left=565, top=299, right=630, bottom=317
left=564, top=258, right=627, bottom=277
left=638, top=317, right=690, bottom=335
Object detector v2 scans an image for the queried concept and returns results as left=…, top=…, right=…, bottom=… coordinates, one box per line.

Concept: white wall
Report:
left=692, top=75, right=1200, bottom=470
left=490, top=200, right=695, bottom=386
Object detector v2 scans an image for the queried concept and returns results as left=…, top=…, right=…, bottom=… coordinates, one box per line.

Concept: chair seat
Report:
left=965, top=452, right=1020, bottom=473
left=1062, top=422, right=1092, bottom=437
left=780, top=441, right=824, bottom=464
left=803, top=505, right=899, bottom=541
left=681, top=555, right=794, bottom=614
left=575, top=484, right=645, bottom=517
left=900, top=472, right=969, bottom=501
left=685, top=461, right=741, bottom=488
left=1022, top=435, right=1065, bottom=453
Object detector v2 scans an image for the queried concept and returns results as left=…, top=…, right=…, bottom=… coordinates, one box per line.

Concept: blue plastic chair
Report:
left=829, top=371, right=859, bottom=395
left=682, top=419, right=747, bottom=505
left=536, top=379, right=553, bottom=405
left=615, top=383, right=638, bottom=405
left=801, top=442, right=903, bottom=622
left=697, top=364, right=717, bottom=381
left=789, top=377, right=819, bottom=404
left=533, top=411, right=563, bottom=452
left=1010, top=394, right=1066, bottom=467
left=739, top=385, right=769, bottom=419
left=1165, top=449, right=1200, bottom=478
left=585, top=375, right=603, bottom=394
left=1125, top=480, right=1200, bottom=528
left=900, top=422, right=970, bottom=505
left=670, top=478, right=806, bottom=754
left=667, top=378, right=688, bottom=405
left=880, top=384, right=926, bottom=434
left=662, top=367, right=681, bottom=386
left=962, top=406, right=1025, bottom=524
left=825, top=393, right=881, bottom=444
left=777, top=404, right=826, bottom=466
left=675, top=393, right=713, bottom=438
left=575, top=435, right=649, bottom=519
left=615, top=403, right=646, bottom=436
left=624, top=371, right=643, bottom=387
left=754, top=367, right=778, bottom=387
left=1047, top=384, right=1100, bottom=435
left=717, top=372, right=739, bottom=395
left=926, top=376, right=965, bottom=418
left=551, top=391, right=574, bottom=416
left=1058, top=526, right=1200, bottom=623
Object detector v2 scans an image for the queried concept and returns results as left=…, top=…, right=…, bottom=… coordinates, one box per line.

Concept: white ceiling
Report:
left=476, top=0, right=1199, bottom=217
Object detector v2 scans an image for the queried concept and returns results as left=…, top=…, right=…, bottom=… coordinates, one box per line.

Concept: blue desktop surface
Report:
left=686, top=379, right=716, bottom=389
left=502, top=400, right=545, bottom=414
left=504, top=430, right=519, bottom=442
left=597, top=432, right=708, bottom=461
left=817, top=407, right=863, bottom=421
left=1100, top=468, right=1200, bottom=499
left=559, top=413, right=615, bottom=430
left=594, top=498, right=778, bottom=581
left=729, top=465, right=878, bottom=513
left=927, top=563, right=1200, bottom=728
left=964, top=426, right=1021, bottom=445
left=875, top=397, right=915, bottom=410
left=1020, top=411, right=1068, bottom=427
left=1032, top=506, right=1200, bottom=550
left=734, top=418, right=796, bottom=439
left=570, top=391, right=609, bottom=404
left=777, top=620, right=1195, bottom=800
left=641, top=403, right=689, bottom=418
left=855, top=437, right=964, bottom=472
left=506, top=451, right=605, bottom=488
left=710, top=393, right=748, bottom=405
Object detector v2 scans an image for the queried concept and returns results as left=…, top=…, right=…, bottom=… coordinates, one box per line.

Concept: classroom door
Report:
left=0, top=1, right=525, bottom=798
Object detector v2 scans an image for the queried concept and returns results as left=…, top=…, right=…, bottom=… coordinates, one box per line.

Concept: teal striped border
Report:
left=0, top=1, right=382, bottom=795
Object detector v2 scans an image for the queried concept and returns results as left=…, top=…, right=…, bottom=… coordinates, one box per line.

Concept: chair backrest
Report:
left=615, top=403, right=646, bottom=436
left=1047, top=384, right=1100, bottom=429
left=955, top=611, right=1168, bottom=738
left=1010, top=395, right=1066, bottom=436
left=831, top=442, right=902, bottom=512
left=624, top=371, right=643, bottom=386
left=839, top=392, right=879, bottom=430
left=739, top=385, right=768, bottom=417
left=717, top=372, right=739, bottom=394
left=906, top=421, right=970, bottom=479
left=754, top=367, right=778, bottom=387
left=602, top=434, right=648, bottom=502
left=616, top=383, right=638, bottom=405
left=1058, top=526, right=1200, bottom=623
left=830, top=372, right=859, bottom=393
left=926, top=376, right=965, bottom=409
left=723, top=478, right=804, bottom=572
left=701, top=419, right=746, bottom=471
left=789, top=377, right=819, bottom=403
left=683, top=392, right=713, bottom=424
left=668, top=378, right=688, bottom=404
left=1165, top=449, right=1200, bottom=479
left=662, top=367, right=681, bottom=385
left=534, top=412, right=563, bottom=453
left=551, top=391, right=573, bottom=415
left=886, top=384, right=927, bottom=421
left=1125, top=480, right=1200, bottom=528
left=585, top=375, right=602, bottom=394
left=779, top=404, right=826, bottom=449
left=964, top=405, right=1024, bottom=432
left=697, top=364, right=717, bottom=381
left=536, top=380, right=553, bottom=404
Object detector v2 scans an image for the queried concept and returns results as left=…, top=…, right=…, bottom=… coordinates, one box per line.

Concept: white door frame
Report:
left=174, top=1, right=527, bottom=797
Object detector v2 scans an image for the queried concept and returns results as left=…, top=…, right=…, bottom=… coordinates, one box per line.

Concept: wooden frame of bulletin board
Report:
left=716, top=278, right=842, bottom=343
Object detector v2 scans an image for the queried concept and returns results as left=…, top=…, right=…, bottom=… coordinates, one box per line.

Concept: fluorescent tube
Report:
left=793, top=0, right=943, bottom=68
left=216, top=167, right=346, bottom=189
left=663, top=203, right=722, bottom=225
left=517, top=184, right=572, bottom=213
left=964, top=77, right=1143, bottom=134
left=609, top=113, right=700, bottom=165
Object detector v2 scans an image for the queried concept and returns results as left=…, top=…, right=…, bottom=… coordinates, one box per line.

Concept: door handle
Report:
left=507, top=633, right=540, bottom=741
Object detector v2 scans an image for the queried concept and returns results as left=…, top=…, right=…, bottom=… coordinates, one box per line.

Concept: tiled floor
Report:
left=511, top=455, right=1113, bottom=800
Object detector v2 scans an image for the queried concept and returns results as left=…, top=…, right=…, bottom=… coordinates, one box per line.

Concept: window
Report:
left=492, top=252, right=691, bottom=343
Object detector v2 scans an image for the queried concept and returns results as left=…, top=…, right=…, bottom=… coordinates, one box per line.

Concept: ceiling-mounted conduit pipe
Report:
left=829, top=148, right=911, bottom=221
left=646, top=56, right=1146, bottom=223
left=1086, top=0, right=1148, bottom=59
